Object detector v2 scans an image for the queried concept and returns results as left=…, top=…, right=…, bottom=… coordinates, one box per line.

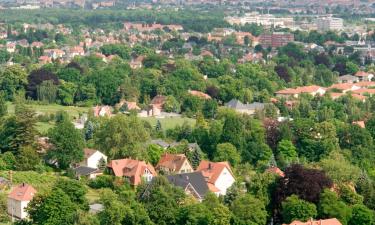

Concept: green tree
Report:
left=54, top=179, right=88, bottom=209
left=0, top=93, right=7, bottom=118
left=147, top=144, right=164, bottom=166
left=277, top=139, right=298, bottom=165
left=27, top=188, right=77, bottom=225
left=282, top=195, right=317, bottom=224
left=15, top=145, right=40, bottom=171
left=230, top=194, right=267, bottom=225
left=214, top=143, right=241, bottom=167
left=47, top=118, right=84, bottom=169
left=0, top=65, right=27, bottom=100
left=349, top=204, right=374, bottom=225
left=37, top=80, right=58, bottom=103
left=318, top=189, right=352, bottom=225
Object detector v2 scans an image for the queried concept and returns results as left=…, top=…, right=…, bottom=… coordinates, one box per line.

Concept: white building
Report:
left=316, top=17, right=344, bottom=31
left=226, top=12, right=294, bottom=28
left=81, top=148, right=107, bottom=169
left=7, top=183, right=37, bottom=219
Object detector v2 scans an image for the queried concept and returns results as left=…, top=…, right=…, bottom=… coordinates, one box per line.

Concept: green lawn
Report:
left=141, top=117, right=196, bottom=130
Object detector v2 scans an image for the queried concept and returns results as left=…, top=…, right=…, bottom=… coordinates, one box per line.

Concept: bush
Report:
left=88, top=175, right=114, bottom=189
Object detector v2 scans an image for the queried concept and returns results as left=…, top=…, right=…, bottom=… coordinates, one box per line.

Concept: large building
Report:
left=226, top=12, right=294, bottom=28
left=316, top=17, right=344, bottom=31
left=259, top=32, right=294, bottom=48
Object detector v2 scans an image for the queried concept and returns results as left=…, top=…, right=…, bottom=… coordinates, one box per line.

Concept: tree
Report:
left=47, top=118, right=84, bottom=169
left=282, top=195, right=317, bottom=224
left=177, top=203, right=214, bottom=225
left=27, top=188, right=77, bottom=225
left=277, top=139, right=298, bottom=165
left=230, top=194, right=267, bottom=225
left=147, top=144, right=164, bottom=166
left=54, top=179, right=88, bottom=209
left=26, top=68, right=59, bottom=100
left=37, top=80, right=58, bottom=103
left=15, top=145, right=40, bottom=171
left=214, top=143, right=241, bottom=167
left=203, top=192, right=231, bottom=225
left=0, top=93, right=7, bottom=118
left=349, top=204, right=374, bottom=225
left=98, top=189, right=126, bottom=225
left=0, top=65, right=27, bottom=100
left=94, top=115, right=150, bottom=159
left=318, top=189, right=352, bottom=225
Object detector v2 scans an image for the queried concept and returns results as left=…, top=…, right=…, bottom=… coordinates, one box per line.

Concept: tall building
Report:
left=259, top=32, right=294, bottom=48
left=316, top=17, right=344, bottom=31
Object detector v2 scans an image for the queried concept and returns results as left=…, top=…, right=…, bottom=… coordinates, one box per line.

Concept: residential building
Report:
left=156, top=153, right=194, bottom=174
left=265, top=166, right=285, bottom=177
left=80, top=148, right=107, bottom=169
left=283, top=218, right=342, bottom=225
left=259, top=32, right=294, bottom=48
left=275, top=85, right=326, bottom=98
left=316, top=17, right=344, bottom=31
left=196, top=160, right=235, bottom=195
left=7, top=183, right=37, bottom=219
left=355, top=71, right=374, bottom=81
left=166, top=172, right=209, bottom=201
left=329, top=83, right=361, bottom=93
left=188, top=90, right=211, bottom=100
left=107, top=158, right=157, bottom=186
left=148, top=95, right=166, bottom=116
left=225, top=99, right=275, bottom=115
left=93, top=105, right=112, bottom=117
left=337, top=74, right=359, bottom=83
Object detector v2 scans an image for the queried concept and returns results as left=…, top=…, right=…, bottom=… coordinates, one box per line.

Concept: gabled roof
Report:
left=265, top=166, right=285, bottom=177
left=151, top=95, right=166, bottom=105
left=284, top=218, right=342, bottom=225
left=107, top=158, right=157, bottom=185
left=8, top=183, right=37, bottom=201
left=329, top=83, right=358, bottom=90
left=73, top=166, right=99, bottom=176
left=188, top=90, right=211, bottom=100
left=156, top=153, right=190, bottom=172
left=337, top=74, right=358, bottom=81
left=355, top=71, right=372, bottom=77
left=196, top=160, right=234, bottom=185
left=167, top=172, right=209, bottom=199
left=225, top=99, right=269, bottom=111
left=84, top=148, right=97, bottom=159
left=275, top=85, right=325, bottom=95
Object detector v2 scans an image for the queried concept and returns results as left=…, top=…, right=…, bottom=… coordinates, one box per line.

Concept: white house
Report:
left=81, top=148, right=107, bottom=169
left=196, top=161, right=235, bottom=195
left=355, top=71, right=374, bottom=82
left=7, top=183, right=37, bottom=219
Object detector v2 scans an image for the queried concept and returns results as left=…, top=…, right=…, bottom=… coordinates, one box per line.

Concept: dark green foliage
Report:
left=282, top=195, right=317, bottom=224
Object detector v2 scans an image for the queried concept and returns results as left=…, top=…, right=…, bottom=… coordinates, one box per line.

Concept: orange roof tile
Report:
left=265, top=166, right=285, bottom=177
left=196, top=160, right=234, bottom=185
left=156, top=153, right=190, bottom=172
left=353, top=121, right=365, bottom=128
left=188, top=90, right=211, bottom=100
left=8, top=183, right=37, bottom=201
left=284, top=218, right=342, bottom=225
left=355, top=71, right=371, bottom=77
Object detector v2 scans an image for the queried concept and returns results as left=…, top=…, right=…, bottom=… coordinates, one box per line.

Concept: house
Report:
left=166, top=172, right=209, bottom=201
left=38, top=55, right=52, bottom=64
left=107, top=158, right=157, bottom=186
left=156, top=153, right=194, bottom=174
left=337, top=74, right=359, bottom=83
left=80, top=148, right=107, bottom=169
left=355, top=71, right=374, bottom=81
left=353, top=121, right=365, bottom=128
left=70, top=46, right=85, bottom=57
left=150, top=139, right=179, bottom=149
left=188, top=90, right=211, bottom=100
left=225, top=99, right=275, bottom=115
left=148, top=95, right=166, bottom=116
left=93, top=105, right=112, bottom=117
left=73, top=166, right=102, bottom=179
left=283, top=218, right=342, bottom=225
left=196, top=161, right=235, bottom=195
left=352, top=88, right=375, bottom=96
left=329, top=83, right=361, bottom=93
left=7, top=183, right=37, bottom=219
left=275, top=85, right=326, bottom=98
left=117, top=100, right=141, bottom=111
left=6, top=42, right=16, bottom=53
left=130, top=56, right=144, bottom=69
left=265, top=166, right=285, bottom=177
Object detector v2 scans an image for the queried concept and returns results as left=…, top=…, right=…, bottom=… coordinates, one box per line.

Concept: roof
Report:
left=8, top=183, right=37, bottom=201
left=329, top=83, right=358, bottom=90
left=84, top=148, right=97, bottom=159
left=284, top=218, right=342, bottom=225
left=276, top=85, right=325, bottom=95
left=352, top=88, right=375, bottom=95
left=73, top=166, right=99, bottom=176
left=352, top=121, right=365, bottom=128
left=188, top=90, right=211, bottom=100
left=225, top=99, right=269, bottom=111
left=196, top=160, right=234, bottom=185
left=151, top=95, right=166, bottom=105
left=167, top=172, right=209, bottom=199
left=355, top=71, right=372, bottom=77
left=107, top=158, right=157, bottom=186
left=156, top=153, right=190, bottom=172
left=355, top=81, right=375, bottom=88
left=265, top=166, right=285, bottom=177
left=337, top=74, right=358, bottom=81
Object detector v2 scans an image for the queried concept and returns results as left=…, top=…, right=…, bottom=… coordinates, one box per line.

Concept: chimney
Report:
left=208, top=163, right=212, bottom=170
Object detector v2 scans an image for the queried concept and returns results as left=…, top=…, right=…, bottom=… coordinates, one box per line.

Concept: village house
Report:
left=352, top=88, right=375, bottom=96
left=156, top=153, right=194, bottom=174
left=129, top=56, right=144, bottom=69
left=188, top=90, right=211, bottom=100
left=44, top=49, right=65, bottom=60
left=328, top=92, right=367, bottom=102
left=6, top=42, right=16, bottom=53
left=166, top=172, right=209, bottom=201
left=93, top=105, right=112, bottom=117
left=107, top=158, right=157, bottom=186
left=275, top=85, right=326, bottom=98
left=7, top=183, right=37, bottom=219
left=283, top=218, right=342, bottom=225
left=116, top=100, right=141, bottom=112
left=355, top=71, right=374, bottom=82
left=329, top=83, right=361, bottom=93
left=196, top=160, right=235, bottom=195
left=31, top=41, right=44, bottom=48
left=80, top=148, right=107, bottom=169
left=69, top=46, right=85, bottom=58
left=38, top=55, right=52, bottom=64
left=148, top=95, right=166, bottom=116
left=225, top=99, right=276, bottom=115
left=265, top=166, right=285, bottom=177
left=337, top=74, right=359, bottom=84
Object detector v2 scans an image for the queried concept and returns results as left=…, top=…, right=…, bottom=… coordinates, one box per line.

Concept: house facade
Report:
left=156, top=153, right=194, bottom=174
left=7, top=183, right=37, bottom=219
left=196, top=161, right=235, bottom=195
left=80, top=148, right=107, bottom=169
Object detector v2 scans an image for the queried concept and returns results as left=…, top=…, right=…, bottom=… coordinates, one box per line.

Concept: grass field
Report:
left=6, top=102, right=196, bottom=132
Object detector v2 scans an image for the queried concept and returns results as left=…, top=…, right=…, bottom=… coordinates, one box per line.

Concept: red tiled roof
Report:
left=188, top=90, right=211, bottom=100
left=355, top=81, right=375, bottom=88
left=329, top=83, right=357, bottom=90
left=276, top=85, right=324, bottom=95
left=353, top=121, right=365, bottom=128
left=107, top=158, right=157, bottom=186
left=355, top=71, right=371, bottom=77
left=352, top=88, right=375, bottom=95
left=196, top=160, right=233, bottom=185
left=284, top=218, right=342, bottom=225
left=84, top=148, right=97, bottom=159
left=156, top=153, right=190, bottom=172
left=8, top=184, right=36, bottom=201
left=266, top=166, right=285, bottom=177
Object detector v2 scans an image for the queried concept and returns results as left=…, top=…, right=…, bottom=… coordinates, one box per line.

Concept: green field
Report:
left=141, top=117, right=196, bottom=130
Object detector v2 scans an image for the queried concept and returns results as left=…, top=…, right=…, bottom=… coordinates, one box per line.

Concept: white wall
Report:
left=87, top=151, right=107, bottom=169
left=214, top=167, right=235, bottom=195
left=7, top=198, right=30, bottom=219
